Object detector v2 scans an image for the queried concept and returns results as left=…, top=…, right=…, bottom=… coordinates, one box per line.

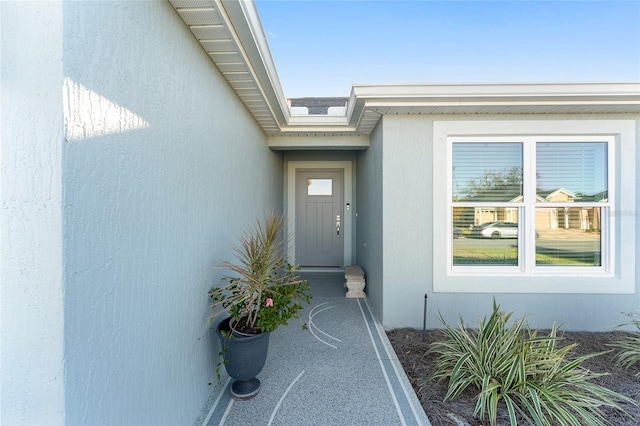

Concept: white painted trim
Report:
left=447, top=135, right=614, bottom=277
left=433, top=119, right=636, bottom=294
left=286, top=161, right=353, bottom=266
left=174, top=1, right=640, bottom=136
left=351, top=82, right=640, bottom=100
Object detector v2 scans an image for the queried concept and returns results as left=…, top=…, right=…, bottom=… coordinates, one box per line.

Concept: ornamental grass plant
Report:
left=427, top=300, right=635, bottom=426
left=610, top=313, right=640, bottom=377
left=208, top=212, right=311, bottom=334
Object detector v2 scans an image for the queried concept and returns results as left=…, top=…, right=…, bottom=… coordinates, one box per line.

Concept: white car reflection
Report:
left=471, top=222, right=518, bottom=239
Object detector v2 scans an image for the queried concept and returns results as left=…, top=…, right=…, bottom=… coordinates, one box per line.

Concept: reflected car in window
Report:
left=471, top=222, right=518, bottom=239
left=453, top=227, right=464, bottom=239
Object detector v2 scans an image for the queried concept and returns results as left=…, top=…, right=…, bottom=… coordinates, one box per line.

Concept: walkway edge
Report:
left=358, top=299, right=432, bottom=426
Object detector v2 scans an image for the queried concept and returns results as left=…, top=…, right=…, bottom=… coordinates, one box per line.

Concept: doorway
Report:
left=286, top=161, right=353, bottom=268
left=295, top=170, right=344, bottom=267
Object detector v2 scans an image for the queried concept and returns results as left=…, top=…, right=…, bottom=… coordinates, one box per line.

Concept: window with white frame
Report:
left=433, top=119, right=636, bottom=294
left=450, top=137, right=611, bottom=273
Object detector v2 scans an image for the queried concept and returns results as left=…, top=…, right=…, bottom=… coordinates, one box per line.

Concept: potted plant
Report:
left=208, top=212, right=311, bottom=400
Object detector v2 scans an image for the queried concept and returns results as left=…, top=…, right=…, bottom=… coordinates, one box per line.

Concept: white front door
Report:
left=295, top=170, right=344, bottom=267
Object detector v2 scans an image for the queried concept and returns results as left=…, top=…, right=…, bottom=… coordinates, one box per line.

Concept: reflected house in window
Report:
left=535, top=188, right=606, bottom=231
left=454, top=190, right=523, bottom=227
left=455, top=187, right=606, bottom=232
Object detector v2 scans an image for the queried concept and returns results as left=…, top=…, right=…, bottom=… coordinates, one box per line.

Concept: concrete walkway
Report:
left=196, top=273, right=431, bottom=426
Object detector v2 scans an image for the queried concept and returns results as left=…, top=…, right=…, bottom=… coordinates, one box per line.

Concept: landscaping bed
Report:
left=387, top=328, right=640, bottom=425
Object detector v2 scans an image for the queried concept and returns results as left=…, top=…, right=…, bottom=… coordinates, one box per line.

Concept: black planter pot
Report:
left=216, top=317, right=270, bottom=400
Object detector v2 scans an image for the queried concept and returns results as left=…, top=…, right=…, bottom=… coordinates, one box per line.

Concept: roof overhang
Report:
left=348, top=82, right=640, bottom=134
left=170, top=0, right=640, bottom=139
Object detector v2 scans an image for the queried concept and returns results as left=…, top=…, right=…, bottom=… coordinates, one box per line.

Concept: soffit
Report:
left=170, top=1, right=640, bottom=139
left=169, top=0, right=366, bottom=138
left=169, top=0, right=284, bottom=135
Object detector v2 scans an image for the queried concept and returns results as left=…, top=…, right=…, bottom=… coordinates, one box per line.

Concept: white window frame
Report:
left=433, top=120, right=636, bottom=294
left=448, top=136, right=613, bottom=276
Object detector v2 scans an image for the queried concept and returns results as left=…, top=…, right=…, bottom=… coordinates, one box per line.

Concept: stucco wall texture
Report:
left=356, top=122, right=385, bottom=321
left=3, top=2, right=283, bottom=424
left=377, top=114, right=640, bottom=331
left=1, top=2, right=66, bottom=424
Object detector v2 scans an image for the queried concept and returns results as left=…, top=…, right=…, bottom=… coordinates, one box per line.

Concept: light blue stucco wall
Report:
left=380, top=116, right=433, bottom=329
left=356, top=123, right=385, bottom=320
left=61, top=2, right=282, bottom=424
left=1, top=2, right=66, bottom=424
left=377, top=114, right=640, bottom=332
left=3, top=2, right=283, bottom=424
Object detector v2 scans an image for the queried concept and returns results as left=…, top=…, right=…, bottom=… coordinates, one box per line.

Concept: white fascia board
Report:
left=351, top=82, right=640, bottom=103
left=360, top=100, right=640, bottom=110
left=287, top=115, right=350, bottom=125
left=220, top=0, right=290, bottom=124
left=212, top=2, right=640, bottom=135
left=269, top=135, right=369, bottom=150
left=277, top=125, right=359, bottom=134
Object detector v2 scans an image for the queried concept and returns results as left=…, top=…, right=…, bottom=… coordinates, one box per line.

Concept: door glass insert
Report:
left=307, top=179, right=332, bottom=195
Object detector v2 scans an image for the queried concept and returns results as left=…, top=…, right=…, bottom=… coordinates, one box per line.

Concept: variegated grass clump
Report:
left=427, top=300, right=635, bottom=426
left=610, top=312, right=640, bottom=377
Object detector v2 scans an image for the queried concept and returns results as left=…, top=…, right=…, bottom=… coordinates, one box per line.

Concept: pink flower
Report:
left=266, top=298, right=273, bottom=307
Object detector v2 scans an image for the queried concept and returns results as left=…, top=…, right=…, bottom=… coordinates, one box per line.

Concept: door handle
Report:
left=336, top=215, right=341, bottom=236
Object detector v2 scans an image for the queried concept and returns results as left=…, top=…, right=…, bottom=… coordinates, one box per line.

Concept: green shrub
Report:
left=610, top=313, right=640, bottom=377
left=208, top=212, right=311, bottom=333
left=427, top=300, right=634, bottom=426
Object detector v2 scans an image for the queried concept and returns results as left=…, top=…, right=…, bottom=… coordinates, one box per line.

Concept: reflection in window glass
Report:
left=307, top=179, right=332, bottom=195
left=536, top=142, right=607, bottom=203
left=535, top=207, right=602, bottom=266
left=449, top=137, right=611, bottom=274
left=452, top=208, right=519, bottom=266
left=452, top=143, right=523, bottom=202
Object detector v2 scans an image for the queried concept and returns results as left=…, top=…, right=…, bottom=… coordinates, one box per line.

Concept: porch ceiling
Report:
left=170, top=1, right=640, bottom=139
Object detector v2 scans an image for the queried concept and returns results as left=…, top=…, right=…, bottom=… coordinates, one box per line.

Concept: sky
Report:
left=254, top=0, right=640, bottom=98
